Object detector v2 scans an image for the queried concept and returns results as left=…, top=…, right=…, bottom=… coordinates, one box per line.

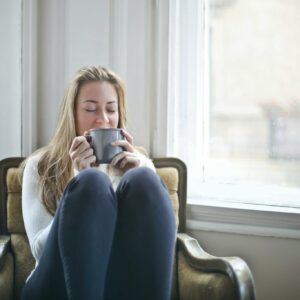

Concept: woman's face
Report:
left=75, top=81, right=119, bottom=135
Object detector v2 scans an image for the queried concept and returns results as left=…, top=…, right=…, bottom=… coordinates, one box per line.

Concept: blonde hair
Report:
left=26, top=65, right=127, bottom=215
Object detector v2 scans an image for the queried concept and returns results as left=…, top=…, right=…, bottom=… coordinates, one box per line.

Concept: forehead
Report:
left=77, top=81, right=118, bottom=103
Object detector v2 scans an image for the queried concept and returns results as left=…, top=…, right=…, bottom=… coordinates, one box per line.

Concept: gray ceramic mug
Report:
left=87, top=128, right=124, bottom=164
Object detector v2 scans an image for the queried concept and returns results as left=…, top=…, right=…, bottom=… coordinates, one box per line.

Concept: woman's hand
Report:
left=110, top=129, right=141, bottom=172
left=69, top=134, right=96, bottom=171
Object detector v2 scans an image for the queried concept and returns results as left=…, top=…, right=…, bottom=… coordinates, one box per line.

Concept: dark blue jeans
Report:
left=21, top=167, right=176, bottom=300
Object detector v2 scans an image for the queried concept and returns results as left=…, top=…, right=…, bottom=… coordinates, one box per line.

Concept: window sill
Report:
left=187, top=183, right=300, bottom=239
left=189, top=181, right=300, bottom=208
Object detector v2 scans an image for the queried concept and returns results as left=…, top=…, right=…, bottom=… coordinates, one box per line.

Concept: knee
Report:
left=123, top=167, right=160, bottom=190
left=76, top=168, right=110, bottom=191
left=62, top=168, right=113, bottom=206
left=118, top=167, right=168, bottom=203
left=59, top=169, right=116, bottom=226
left=117, top=167, right=174, bottom=225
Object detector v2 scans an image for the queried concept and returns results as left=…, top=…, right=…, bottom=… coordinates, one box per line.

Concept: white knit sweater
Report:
left=22, top=152, right=156, bottom=277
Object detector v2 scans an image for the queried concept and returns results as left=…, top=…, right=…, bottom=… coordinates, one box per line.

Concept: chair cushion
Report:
left=6, top=169, right=25, bottom=234
left=6, top=168, right=23, bottom=193
left=156, top=167, right=180, bottom=230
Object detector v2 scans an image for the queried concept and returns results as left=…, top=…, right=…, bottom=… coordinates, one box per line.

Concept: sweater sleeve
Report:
left=135, top=147, right=156, bottom=173
left=22, top=154, right=53, bottom=262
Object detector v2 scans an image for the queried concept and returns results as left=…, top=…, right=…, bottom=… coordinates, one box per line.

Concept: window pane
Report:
left=207, top=0, right=300, bottom=188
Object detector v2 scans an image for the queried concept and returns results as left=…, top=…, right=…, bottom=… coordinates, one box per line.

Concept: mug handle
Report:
left=84, top=134, right=92, bottom=144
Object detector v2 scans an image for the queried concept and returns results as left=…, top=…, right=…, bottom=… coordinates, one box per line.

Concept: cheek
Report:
left=110, top=113, right=119, bottom=127
left=76, top=112, right=94, bottom=133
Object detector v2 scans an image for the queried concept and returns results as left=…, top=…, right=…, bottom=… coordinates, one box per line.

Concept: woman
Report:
left=21, top=65, right=176, bottom=300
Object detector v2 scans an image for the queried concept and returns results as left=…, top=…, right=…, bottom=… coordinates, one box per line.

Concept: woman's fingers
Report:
left=78, top=147, right=94, bottom=160
left=69, top=136, right=86, bottom=153
left=121, top=128, right=133, bottom=144
left=74, top=154, right=96, bottom=170
left=110, top=128, right=135, bottom=153
left=110, top=151, right=140, bottom=169
left=110, top=129, right=140, bottom=171
left=110, top=152, right=126, bottom=167
left=85, top=154, right=96, bottom=165
left=69, top=136, right=95, bottom=171
left=70, top=138, right=91, bottom=156
left=112, top=139, right=135, bottom=152
left=119, top=155, right=140, bottom=169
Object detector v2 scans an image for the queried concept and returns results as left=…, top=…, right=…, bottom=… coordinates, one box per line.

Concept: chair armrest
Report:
left=176, top=233, right=256, bottom=300
left=0, top=235, right=13, bottom=300
left=0, top=235, right=10, bottom=269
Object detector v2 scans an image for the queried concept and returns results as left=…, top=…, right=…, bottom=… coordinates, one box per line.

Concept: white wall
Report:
left=0, top=0, right=22, bottom=159
left=188, top=228, right=300, bottom=300
left=32, top=0, right=154, bottom=152
left=35, top=0, right=111, bottom=147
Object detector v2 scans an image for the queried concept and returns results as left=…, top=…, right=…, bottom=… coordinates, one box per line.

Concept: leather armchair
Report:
left=0, top=157, right=256, bottom=300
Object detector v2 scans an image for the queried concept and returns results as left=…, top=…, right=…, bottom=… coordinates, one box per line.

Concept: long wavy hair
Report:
left=25, top=66, right=127, bottom=215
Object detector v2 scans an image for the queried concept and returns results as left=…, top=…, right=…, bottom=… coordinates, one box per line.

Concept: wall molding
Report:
left=109, top=0, right=128, bottom=80
left=22, top=0, right=67, bottom=152
left=21, top=0, right=38, bottom=156
left=150, top=0, right=170, bottom=157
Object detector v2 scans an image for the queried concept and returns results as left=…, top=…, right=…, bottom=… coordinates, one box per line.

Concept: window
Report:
left=167, top=0, right=300, bottom=208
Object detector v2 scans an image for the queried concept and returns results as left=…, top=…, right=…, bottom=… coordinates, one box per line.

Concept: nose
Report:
left=95, top=111, right=110, bottom=128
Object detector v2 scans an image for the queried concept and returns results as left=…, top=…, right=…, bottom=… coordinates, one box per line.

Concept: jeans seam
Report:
left=58, top=199, right=73, bottom=300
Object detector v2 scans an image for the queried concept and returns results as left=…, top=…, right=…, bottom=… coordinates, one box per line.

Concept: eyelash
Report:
left=85, top=109, right=116, bottom=113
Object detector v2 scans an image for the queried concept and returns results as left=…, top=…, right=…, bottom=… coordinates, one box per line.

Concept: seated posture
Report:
left=21, top=65, right=176, bottom=300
